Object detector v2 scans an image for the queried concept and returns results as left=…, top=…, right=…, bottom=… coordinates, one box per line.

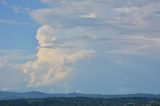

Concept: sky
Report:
left=0, top=0, right=160, bottom=94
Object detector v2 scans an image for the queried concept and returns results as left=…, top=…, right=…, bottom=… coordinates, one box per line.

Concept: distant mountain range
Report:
left=0, top=91, right=160, bottom=100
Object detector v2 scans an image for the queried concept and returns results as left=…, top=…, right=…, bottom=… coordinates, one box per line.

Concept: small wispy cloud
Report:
left=79, top=13, right=96, bottom=19
left=11, top=6, right=31, bottom=14
left=0, top=50, right=34, bottom=67
left=0, top=0, right=7, bottom=5
left=0, top=19, right=28, bottom=26
left=108, top=35, right=160, bottom=55
left=0, top=19, right=18, bottom=25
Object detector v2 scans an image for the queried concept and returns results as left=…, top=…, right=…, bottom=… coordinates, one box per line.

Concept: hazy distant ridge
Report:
left=0, top=91, right=160, bottom=100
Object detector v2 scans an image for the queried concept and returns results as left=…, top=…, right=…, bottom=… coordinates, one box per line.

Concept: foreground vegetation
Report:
left=0, top=97, right=160, bottom=106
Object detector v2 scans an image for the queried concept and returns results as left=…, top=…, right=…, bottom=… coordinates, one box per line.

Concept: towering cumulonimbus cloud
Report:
left=22, top=25, right=94, bottom=87
left=22, top=0, right=160, bottom=87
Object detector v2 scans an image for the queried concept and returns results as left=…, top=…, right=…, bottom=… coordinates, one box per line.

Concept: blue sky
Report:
left=0, top=0, right=160, bottom=94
